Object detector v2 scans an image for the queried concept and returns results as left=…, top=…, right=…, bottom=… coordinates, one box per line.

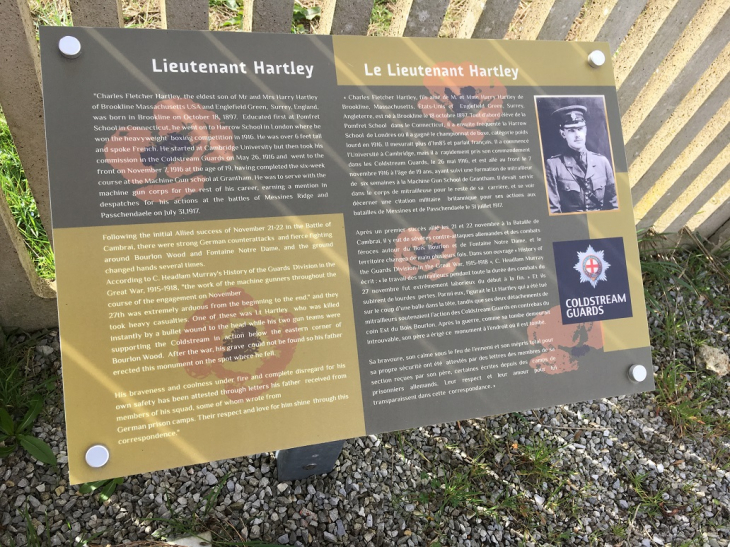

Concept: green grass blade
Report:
left=79, top=479, right=107, bottom=494
left=98, top=479, right=119, bottom=501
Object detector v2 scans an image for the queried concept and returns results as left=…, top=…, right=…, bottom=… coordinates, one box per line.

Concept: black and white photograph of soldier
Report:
left=535, top=96, right=619, bottom=215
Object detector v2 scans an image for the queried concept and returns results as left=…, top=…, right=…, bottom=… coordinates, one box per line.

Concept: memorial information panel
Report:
left=40, top=28, right=653, bottom=483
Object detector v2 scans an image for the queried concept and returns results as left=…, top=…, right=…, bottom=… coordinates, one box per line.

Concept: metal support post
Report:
left=275, top=440, right=345, bottom=481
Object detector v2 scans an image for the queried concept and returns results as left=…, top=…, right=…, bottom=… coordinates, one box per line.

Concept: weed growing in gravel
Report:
left=624, top=468, right=694, bottom=520
left=141, top=471, right=273, bottom=545
left=640, top=230, right=730, bottom=438
left=625, top=469, right=665, bottom=517
left=0, top=396, right=56, bottom=465
left=368, top=0, right=396, bottom=36
left=6, top=506, right=53, bottom=547
left=0, top=332, right=54, bottom=416
left=419, top=467, right=485, bottom=517
left=512, top=438, right=565, bottom=486
left=609, top=522, right=628, bottom=539
left=68, top=525, right=106, bottom=547
left=79, top=476, right=125, bottom=502
left=654, top=361, right=716, bottom=436
left=710, top=444, right=730, bottom=470
left=0, top=330, right=58, bottom=465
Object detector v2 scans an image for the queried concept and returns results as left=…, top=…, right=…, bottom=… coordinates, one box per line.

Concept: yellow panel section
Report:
left=588, top=172, right=650, bottom=351
left=332, top=35, right=615, bottom=88
left=55, top=214, right=365, bottom=484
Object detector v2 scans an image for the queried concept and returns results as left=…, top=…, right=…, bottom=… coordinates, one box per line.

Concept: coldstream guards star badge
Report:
left=554, top=237, right=632, bottom=324
left=574, top=245, right=610, bottom=288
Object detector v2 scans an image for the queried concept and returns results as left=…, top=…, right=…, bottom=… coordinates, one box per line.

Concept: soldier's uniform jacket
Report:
left=545, top=150, right=617, bottom=213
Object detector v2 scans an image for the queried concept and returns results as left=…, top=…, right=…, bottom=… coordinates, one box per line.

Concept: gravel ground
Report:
left=1, top=258, right=729, bottom=546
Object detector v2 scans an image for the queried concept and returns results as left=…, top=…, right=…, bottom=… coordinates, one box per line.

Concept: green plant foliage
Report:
left=0, top=330, right=58, bottom=466
left=0, top=112, right=55, bottom=280
left=219, top=0, right=245, bottom=28
left=368, top=0, right=395, bottom=36
left=511, top=438, right=565, bottom=485
left=625, top=469, right=667, bottom=517
left=639, top=229, right=730, bottom=439
left=14, top=505, right=52, bottom=547
left=79, top=477, right=124, bottom=502
left=654, top=360, right=728, bottom=437
left=419, top=469, right=484, bottom=517
left=143, top=471, right=284, bottom=545
left=0, top=395, right=56, bottom=465
left=292, top=1, right=321, bottom=34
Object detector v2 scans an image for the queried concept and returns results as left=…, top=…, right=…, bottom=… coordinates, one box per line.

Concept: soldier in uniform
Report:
left=545, top=105, right=618, bottom=214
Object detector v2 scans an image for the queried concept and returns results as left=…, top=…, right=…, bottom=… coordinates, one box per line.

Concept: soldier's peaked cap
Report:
left=553, top=105, right=587, bottom=127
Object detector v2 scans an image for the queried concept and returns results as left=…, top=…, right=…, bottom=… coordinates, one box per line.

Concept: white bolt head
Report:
left=588, top=50, right=606, bottom=68
left=628, top=364, right=648, bottom=383
left=58, top=36, right=81, bottom=58
left=85, top=444, right=110, bottom=468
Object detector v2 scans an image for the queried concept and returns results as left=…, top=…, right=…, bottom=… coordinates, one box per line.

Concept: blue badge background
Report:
left=553, top=237, right=632, bottom=325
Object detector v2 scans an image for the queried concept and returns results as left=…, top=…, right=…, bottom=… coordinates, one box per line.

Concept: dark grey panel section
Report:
left=330, top=0, right=374, bottom=35
left=364, top=345, right=654, bottom=435
left=665, top=163, right=730, bottom=233
left=638, top=130, right=730, bottom=230
left=595, top=0, right=648, bottom=54
left=69, top=0, right=123, bottom=27
left=536, top=0, right=584, bottom=41
left=625, top=11, right=730, bottom=161
left=470, top=0, right=521, bottom=39
left=630, top=78, right=730, bottom=203
left=402, top=0, right=450, bottom=38
left=253, top=0, right=294, bottom=33
left=163, top=0, right=209, bottom=30
left=618, top=0, right=704, bottom=113
left=40, top=28, right=342, bottom=229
